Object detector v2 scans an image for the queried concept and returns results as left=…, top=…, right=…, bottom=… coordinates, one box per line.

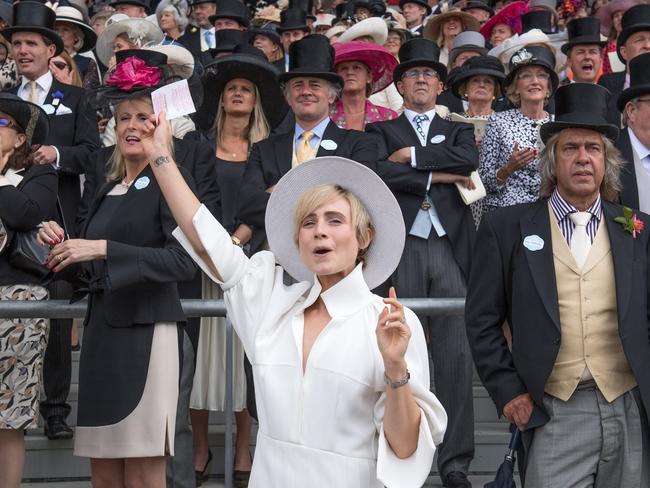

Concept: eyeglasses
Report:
left=0, top=118, right=16, bottom=128
left=403, top=68, right=439, bottom=80
left=517, top=71, right=551, bottom=82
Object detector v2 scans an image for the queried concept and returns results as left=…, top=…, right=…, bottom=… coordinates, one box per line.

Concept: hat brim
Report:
left=337, top=17, right=388, bottom=44
left=451, top=68, right=505, bottom=99
left=249, top=27, right=282, bottom=46
left=265, top=157, right=406, bottom=289
left=617, top=24, right=650, bottom=64
left=335, top=45, right=398, bottom=93
left=617, top=83, right=650, bottom=112
left=560, top=37, right=607, bottom=55
left=203, top=54, right=289, bottom=127
left=2, top=26, right=64, bottom=56
left=479, top=1, right=527, bottom=39
left=0, top=97, right=49, bottom=145
left=424, top=11, right=480, bottom=42
left=399, top=0, right=432, bottom=16
left=503, top=61, right=559, bottom=94
left=393, top=59, right=448, bottom=84
left=110, top=0, right=151, bottom=14
left=56, top=17, right=98, bottom=53
left=448, top=45, right=488, bottom=66
left=540, top=120, right=619, bottom=143
left=277, top=24, right=310, bottom=33
left=278, top=70, right=344, bottom=87
left=96, top=19, right=164, bottom=66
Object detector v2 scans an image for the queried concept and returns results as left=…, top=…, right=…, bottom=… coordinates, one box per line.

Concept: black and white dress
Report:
left=478, top=108, right=550, bottom=217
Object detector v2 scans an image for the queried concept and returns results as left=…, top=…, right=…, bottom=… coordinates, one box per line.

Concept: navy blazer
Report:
left=466, top=199, right=650, bottom=431
left=367, top=113, right=479, bottom=279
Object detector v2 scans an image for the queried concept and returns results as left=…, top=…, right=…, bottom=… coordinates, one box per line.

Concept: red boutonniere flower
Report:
left=614, top=207, right=644, bottom=238
left=105, top=56, right=161, bottom=91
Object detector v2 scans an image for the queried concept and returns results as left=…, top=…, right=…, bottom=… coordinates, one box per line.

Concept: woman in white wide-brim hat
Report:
left=142, top=112, right=447, bottom=487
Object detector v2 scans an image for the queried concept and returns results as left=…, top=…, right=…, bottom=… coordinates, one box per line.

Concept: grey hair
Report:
left=622, top=96, right=639, bottom=127
left=280, top=80, right=342, bottom=102
left=156, top=0, right=190, bottom=32
left=538, top=131, right=624, bottom=202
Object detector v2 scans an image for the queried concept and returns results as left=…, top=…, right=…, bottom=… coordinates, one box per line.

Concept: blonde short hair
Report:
left=293, top=184, right=374, bottom=265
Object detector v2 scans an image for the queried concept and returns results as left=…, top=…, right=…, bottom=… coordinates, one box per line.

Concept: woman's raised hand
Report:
left=142, top=112, right=173, bottom=162
left=376, top=287, right=411, bottom=376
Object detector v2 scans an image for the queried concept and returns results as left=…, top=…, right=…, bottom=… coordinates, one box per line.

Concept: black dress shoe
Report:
left=443, top=471, right=472, bottom=488
left=44, top=416, right=73, bottom=440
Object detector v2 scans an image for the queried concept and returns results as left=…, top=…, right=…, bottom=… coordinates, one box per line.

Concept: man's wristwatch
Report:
left=384, top=370, right=410, bottom=389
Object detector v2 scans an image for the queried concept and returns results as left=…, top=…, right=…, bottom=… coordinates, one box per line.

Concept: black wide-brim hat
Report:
left=617, top=51, right=650, bottom=111
left=209, top=28, right=248, bottom=56
left=399, top=0, right=432, bottom=16
left=450, top=55, right=505, bottom=100
left=503, top=45, right=559, bottom=94
left=0, top=93, right=49, bottom=146
left=109, top=0, right=152, bottom=14
left=277, top=8, right=309, bottom=33
left=209, top=0, right=250, bottom=27
left=393, top=37, right=447, bottom=84
left=55, top=6, right=98, bottom=54
left=203, top=44, right=288, bottom=127
left=540, top=83, right=619, bottom=143
left=521, top=10, right=553, bottom=34
left=278, top=34, right=343, bottom=87
left=2, top=1, right=64, bottom=56
left=561, top=17, right=606, bottom=55
left=616, top=4, right=650, bottom=63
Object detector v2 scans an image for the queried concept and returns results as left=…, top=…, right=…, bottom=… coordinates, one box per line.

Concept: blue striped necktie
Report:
left=413, top=114, right=428, bottom=143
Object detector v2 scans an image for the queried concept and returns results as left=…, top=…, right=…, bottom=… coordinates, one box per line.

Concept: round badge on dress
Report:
left=320, top=139, right=338, bottom=150
left=430, top=135, right=446, bottom=144
left=134, top=176, right=150, bottom=190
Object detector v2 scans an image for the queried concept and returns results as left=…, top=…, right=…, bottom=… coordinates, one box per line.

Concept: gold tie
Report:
left=28, top=80, right=38, bottom=103
left=296, top=131, right=315, bottom=165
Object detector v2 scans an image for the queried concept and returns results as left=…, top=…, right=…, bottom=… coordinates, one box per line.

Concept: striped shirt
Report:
left=549, top=189, right=602, bottom=247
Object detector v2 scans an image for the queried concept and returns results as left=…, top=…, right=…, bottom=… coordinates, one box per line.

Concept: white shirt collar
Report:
left=200, top=26, right=215, bottom=34
left=20, top=71, right=53, bottom=95
left=302, top=264, right=374, bottom=317
left=403, top=108, right=437, bottom=124
left=628, top=126, right=650, bottom=161
left=295, top=116, right=331, bottom=143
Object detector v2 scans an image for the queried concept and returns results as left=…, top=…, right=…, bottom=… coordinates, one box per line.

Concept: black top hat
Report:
left=203, top=44, right=288, bottom=127
left=399, top=0, right=432, bottom=16
left=278, top=8, right=309, bottom=32
left=617, top=4, right=650, bottom=63
left=109, top=0, right=151, bottom=14
left=462, top=0, right=495, bottom=16
left=0, top=2, right=13, bottom=26
left=450, top=55, right=505, bottom=100
left=393, top=38, right=447, bottom=84
left=209, top=0, right=250, bottom=27
left=540, top=83, right=619, bottom=142
left=503, top=45, right=559, bottom=94
left=0, top=93, right=49, bottom=146
left=617, top=52, right=650, bottom=111
left=1, top=1, right=64, bottom=56
left=290, top=0, right=315, bottom=18
left=278, top=34, right=343, bottom=86
left=561, top=17, right=606, bottom=54
left=521, top=10, right=553, bottom=34
left=99, top=49, right=170, bottom=101
left=209, top=28, right=248, bottom=56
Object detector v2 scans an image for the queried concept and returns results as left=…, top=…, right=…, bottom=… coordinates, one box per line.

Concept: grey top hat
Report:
left=448, top=30, right=488, bottom=66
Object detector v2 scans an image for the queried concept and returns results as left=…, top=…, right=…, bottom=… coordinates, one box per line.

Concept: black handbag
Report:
left=7, top=199, right=68, bottom=278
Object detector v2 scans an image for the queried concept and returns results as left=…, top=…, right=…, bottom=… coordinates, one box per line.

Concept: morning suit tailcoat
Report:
left=598, top=71, right=626, bottom=127
left=616, top=127, right=641, bottom=210
left=366, top=114, right=478, bottom=279
left=178, top=27, right=213, bottom=67
left=8, top=79, right=99, bottom=234
left=465, top=199, right=650, bottom=432
left=237, top=120, right=379, bottom=249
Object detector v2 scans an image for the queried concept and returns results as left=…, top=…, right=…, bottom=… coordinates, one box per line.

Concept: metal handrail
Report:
left=0, top=297, right=465, bottom=487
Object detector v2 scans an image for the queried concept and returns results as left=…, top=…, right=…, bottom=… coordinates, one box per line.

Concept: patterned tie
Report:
left=28, top=80, right=38, bottom=103
left=204, top=30, right=214, bottom=49
left=569, top=212, right=592, bottom=269
left=296, top=131, right=315, bottom=164
left=413, top=114, right=428, bottom=143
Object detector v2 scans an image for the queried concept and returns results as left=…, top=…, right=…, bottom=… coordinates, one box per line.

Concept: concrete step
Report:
left=23, top=422, right=516, bottom=480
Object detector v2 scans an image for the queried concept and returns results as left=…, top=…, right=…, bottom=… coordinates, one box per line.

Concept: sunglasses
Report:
left=52, top=61, right=70, bottom=71
left=0, top=118, right=16, bottom=128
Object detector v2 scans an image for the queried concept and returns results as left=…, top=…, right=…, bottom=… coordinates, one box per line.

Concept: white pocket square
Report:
left=42, top=103, right=55, bottom=115
left=55, top=103, right=72, bottom=115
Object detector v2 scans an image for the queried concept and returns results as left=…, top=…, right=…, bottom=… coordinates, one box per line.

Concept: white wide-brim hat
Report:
left=96, top=13, right=164, bottom=66
left=488, top=28, right=567, bottom=71
left=265, top=157, right=405, bottom=289
left=338, top=17, right=388, bottom=44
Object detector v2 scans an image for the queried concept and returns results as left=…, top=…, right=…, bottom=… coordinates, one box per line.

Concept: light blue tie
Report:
left=204, top=30, right=214, bottom=49
left=413, top=114, right=428, bottom=143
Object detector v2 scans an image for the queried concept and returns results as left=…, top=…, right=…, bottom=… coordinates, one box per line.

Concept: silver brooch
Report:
left=512, top=49, right=533, bottom=66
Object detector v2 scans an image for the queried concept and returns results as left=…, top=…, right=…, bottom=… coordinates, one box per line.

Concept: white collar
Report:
left=628, top=126, right=650, bottom=161
left=403, top=107, right=437, bottom=123
left=21, top=71, right=53, bottom=93
left=302, top=264, right=374, bottom=317
left=200, top=26, right=215, bottom=34
left=4, top=168, right=25, bottom=187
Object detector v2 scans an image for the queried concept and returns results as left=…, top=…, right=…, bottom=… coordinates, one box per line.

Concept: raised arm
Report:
left=142, top=112, right=222, bottom=280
